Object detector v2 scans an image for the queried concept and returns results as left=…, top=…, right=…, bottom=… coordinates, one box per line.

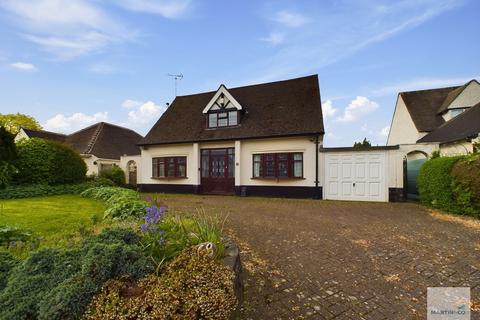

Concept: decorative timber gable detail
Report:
left=202, top=84, right=243, bottom=114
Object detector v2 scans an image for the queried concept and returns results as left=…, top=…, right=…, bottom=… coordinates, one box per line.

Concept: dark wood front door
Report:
left=201, top=148, right=235, bottom=194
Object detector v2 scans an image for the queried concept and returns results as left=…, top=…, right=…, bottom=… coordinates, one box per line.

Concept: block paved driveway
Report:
left=160, top=195, right=480, bottom=319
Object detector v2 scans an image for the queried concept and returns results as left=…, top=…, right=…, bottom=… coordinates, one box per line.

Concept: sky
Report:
left=0, top=0, right=479, bottom=146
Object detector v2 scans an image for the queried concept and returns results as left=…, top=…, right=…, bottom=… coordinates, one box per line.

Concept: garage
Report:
left=322, top=148, right=391, bottom=202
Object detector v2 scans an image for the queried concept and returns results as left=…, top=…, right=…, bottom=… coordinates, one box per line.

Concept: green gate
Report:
left=404, top=158, right=427, bottom=199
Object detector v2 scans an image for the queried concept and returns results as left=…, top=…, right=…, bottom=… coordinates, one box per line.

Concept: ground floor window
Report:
left=152, top=156, right=186, bottom=178
left=99, top=163, right=114, bottom=171
left=253, top=152, right=303, bottom=178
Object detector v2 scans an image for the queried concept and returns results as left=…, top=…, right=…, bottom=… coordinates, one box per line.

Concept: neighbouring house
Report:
left=136, top=75, right=406, bottom=202
left=15, top=122, right=143, bottom=185
left=386, top=79, right=480, bottom=198
left=387, top=79, right=480, bottom=157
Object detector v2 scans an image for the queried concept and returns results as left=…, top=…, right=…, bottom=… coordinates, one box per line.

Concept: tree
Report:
left=0, top=126, right=17, bottom=162
left=0, top=126, right=17, bottom=188
left=0, top=113, right=42, bottom=135
left=353, top=138, right=372, bottom=150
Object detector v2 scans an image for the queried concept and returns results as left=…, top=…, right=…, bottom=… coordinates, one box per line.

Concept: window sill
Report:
left=205, top=125, right=240, bottom=130
left=151, top=176, right=188, bottom=180
left=250, top=177, right=305, bottom=181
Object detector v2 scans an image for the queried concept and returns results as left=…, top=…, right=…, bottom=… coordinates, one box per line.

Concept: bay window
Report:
left=152, top=156, right=186, bottom=178
left=252, top=153, right=303, bottom=179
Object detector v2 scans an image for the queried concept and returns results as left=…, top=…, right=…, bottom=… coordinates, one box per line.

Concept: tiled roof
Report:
left=139, top=75, right=324, bottom=145
left=417, top=102, right=480, bottom=144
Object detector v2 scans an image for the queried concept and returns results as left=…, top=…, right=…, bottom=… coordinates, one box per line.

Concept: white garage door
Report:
left=324, top=152, right=387, bottom=202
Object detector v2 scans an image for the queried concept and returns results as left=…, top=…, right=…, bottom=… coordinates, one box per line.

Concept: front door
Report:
left=201, top=148, right=235, bottom=194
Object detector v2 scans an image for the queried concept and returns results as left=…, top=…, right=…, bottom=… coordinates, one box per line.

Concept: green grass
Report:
left=0, top=195, right=106, bottom=248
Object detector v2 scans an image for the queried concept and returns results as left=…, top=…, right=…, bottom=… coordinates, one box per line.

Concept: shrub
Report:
left=14, top=138, right=86, bottom=185
left=0, top=225, right=32, bottom=246
left=0, top=180, right=113, bottom=199
left=0, top=252, right=18, bottom=291
left=81, top=187, right=147, bottom=219
left=84, top=247, right=236, bottom=320
left=0, top=228, right=153, bottom=320
left=140, top=206, right=226, bottom=273
left=417, top=156, right=462, bottom=212
left=86, top=176, right=115, bottom=187
left=99, top=165, right=125, bottom=186
left=0, top=162, right=16, bottom=189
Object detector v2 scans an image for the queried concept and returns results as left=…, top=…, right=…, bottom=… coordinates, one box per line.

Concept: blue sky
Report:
left=0, top=0, right=478, bottom=146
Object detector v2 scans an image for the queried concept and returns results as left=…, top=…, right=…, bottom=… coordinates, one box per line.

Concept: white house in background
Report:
left=387, top=79, right=480, bottom=158
left=15, top=122, right=143, bottom=185
left=386, top=79, right=480, bottom=199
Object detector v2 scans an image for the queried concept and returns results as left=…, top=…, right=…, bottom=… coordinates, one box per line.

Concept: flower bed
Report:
left=0, top=192, right=241, bottom=319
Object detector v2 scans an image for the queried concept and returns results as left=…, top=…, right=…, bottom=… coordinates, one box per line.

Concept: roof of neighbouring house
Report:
left=65, top=122, right=143, bottom=159
left=399, top=79, right=480, bottom=133
left=138, top=75, right=324, bottom=145
left=21, top=128, right=67, bottom=143
left=22, top=122, right=143, bottom=159
left=399, top=86, right=458, bottom=132
left=436, top=79, right=480, bottom=114
left=417, top=102, right=480, bottom=144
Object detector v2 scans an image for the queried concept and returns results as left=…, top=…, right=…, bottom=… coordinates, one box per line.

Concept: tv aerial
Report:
left=167, top=73, right=183, bottom=96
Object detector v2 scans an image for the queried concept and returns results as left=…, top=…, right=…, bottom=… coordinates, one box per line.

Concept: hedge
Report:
left=15, top=138, right=86, bottom=185
left=451, top=154, right=480, bottom=216
left=417, top=154, right=479, bottom=217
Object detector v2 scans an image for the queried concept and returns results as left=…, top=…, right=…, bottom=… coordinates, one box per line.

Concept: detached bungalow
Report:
left=16, top=122, right=143, bottom=184
left=137, top=75, right=325, bottom=198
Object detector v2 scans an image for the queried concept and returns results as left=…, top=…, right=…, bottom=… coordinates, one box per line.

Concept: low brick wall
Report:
left=223, top=238, right=243, bottom=304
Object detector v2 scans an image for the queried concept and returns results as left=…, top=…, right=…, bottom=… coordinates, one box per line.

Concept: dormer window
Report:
left=443, top=107, right=467, bottom=121
left=203, top=84, right=243, bottom=129
left=208, top=111, right=238, bottom=128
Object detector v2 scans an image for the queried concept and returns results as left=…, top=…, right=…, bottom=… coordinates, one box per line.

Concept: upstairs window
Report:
left=252, top=153, right=303, bottom=179
left=208, top=110, right=238, bottom=128
left=152, top=156, right=186, bottom=178
left=449, top=108, right=466, bottom=118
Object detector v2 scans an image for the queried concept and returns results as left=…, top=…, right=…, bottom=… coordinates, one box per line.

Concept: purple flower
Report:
left=140, top=224, right=148, bottom=232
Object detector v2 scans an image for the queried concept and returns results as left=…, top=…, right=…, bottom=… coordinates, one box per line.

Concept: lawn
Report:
left=0, top=194, right=106, bottom=248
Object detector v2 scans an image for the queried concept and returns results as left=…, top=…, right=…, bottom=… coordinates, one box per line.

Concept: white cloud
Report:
left=123, top=100, right=167, bottom=125
left=44, top=112, right=109, bottom=133
left=337, top=96, right=379, bottom=122
left=272, top=10, right=310, bottom=28
left=1, top=0, right=131, bottom=59
left=380, top=126, right=390, bottom=137
left=322, top=100, right=338, bottom=119
left=259, top=32, right=285, bottom=45
left=10, top=62, right=37, bottom=71
left=112, top=0, right=191, bottom=18
left=122, top=99, right=143, bottom=109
